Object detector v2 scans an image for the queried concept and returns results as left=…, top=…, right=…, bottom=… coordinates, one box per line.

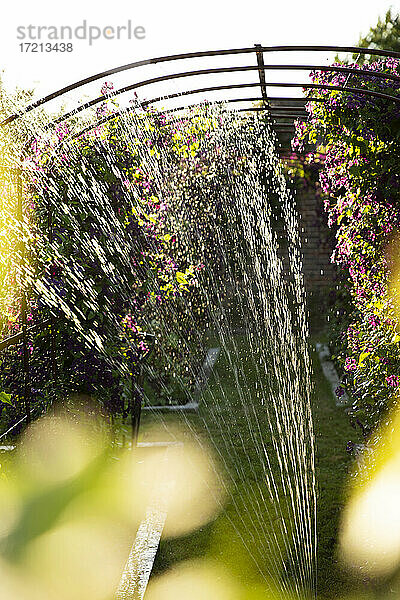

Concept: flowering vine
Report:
left=292, top=57, right=400, bottom=430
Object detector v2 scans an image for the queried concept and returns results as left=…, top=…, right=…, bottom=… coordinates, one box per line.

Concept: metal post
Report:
left=131, top=333, right=155, bottom=447
left=131, top=370, right=142, bottom=447
left=255, top=44, right=269, bottom=106
left=16, top=169, right=31, bottom=424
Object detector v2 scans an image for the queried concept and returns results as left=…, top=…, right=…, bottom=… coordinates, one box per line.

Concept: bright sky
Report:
left=0, top=0, right=399, bottom=115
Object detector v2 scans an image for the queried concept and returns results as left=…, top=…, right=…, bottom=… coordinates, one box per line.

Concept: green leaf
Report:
left=358, top=351, right=370, bottom=366
left=176, top=272, right=188, bottom=285
left=0, top=392, right=13, bottom=405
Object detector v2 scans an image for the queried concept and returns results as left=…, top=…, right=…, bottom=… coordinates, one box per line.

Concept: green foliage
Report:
left=0, top=392, right=12, bottom=405
left=356, top=8, right=400, bottom=63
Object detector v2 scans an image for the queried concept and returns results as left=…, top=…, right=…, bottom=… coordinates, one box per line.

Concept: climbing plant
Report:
left=0, top=88, right=219, bottom=423
left=292, top=57, right=400, bottom=431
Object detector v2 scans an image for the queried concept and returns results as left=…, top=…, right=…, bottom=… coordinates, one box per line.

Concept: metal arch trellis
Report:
left=1, top=43, right=400, bottom=439
left=2, top=44, right=400, bottom=139
left=2, top=44, right=400, bottom=128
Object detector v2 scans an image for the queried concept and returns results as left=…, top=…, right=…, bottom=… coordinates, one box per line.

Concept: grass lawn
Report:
left=140, top=331, right=359, bottom=598
left=310, top=341, right=358, bottom=598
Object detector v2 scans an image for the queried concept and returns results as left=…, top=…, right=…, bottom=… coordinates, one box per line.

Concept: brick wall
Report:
left=296, top=188, right=336, bottom=292
left=273, top=102, right=336, bottom=293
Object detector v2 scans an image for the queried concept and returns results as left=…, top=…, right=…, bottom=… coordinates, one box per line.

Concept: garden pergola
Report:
left=1, top=43, right=400, bottom=438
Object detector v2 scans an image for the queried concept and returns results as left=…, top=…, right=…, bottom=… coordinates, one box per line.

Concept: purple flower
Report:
left=96, top=103, right=108, bottom=117
left=344, top=357, right=357, bottom=371
left=385, top=375, right=400, bottom=388
left=100, top=81, right=114, bottom=96
left=55, top=123, right=69, bottom=141
left=368, top=314, right=380, bottom=328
